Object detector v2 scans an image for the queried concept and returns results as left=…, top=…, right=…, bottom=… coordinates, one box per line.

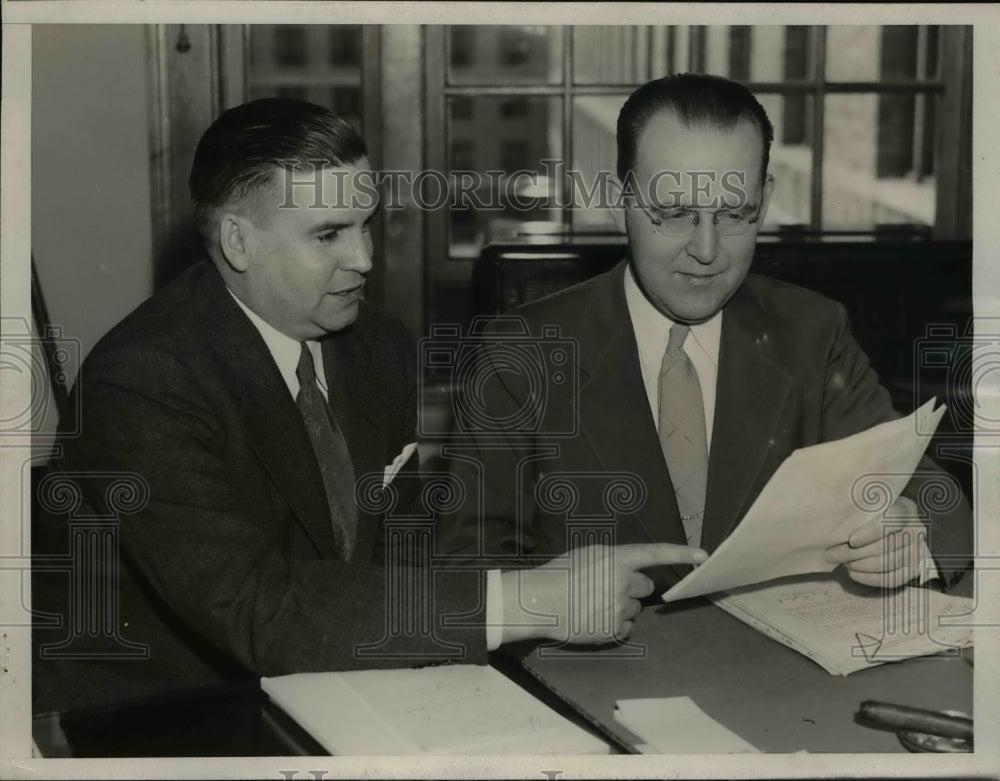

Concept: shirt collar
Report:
left=623, top=263, right=723, bottom=359
left=226, top=288, right=325, bottom=398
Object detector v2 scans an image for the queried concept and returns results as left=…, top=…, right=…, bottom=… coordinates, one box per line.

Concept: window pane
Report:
left=572, top=95, right=626, bottom=231
left=328, top=25, right=362, bottom=66
left=698, top=26, right=813, bottom=82
left=826, top=25, right=930, bottom=82
left=447, top=96, right=562, bottom=257
left=822, top=94, right=935, bottom=229
left=761, top=94, right=813, bottom=229
left=247, top=25, right=364, bottom=132
left=573, top=27, right=651, bottom=84
left=447, top=26, right=563, bottom=85
left=826, top=26, right=881, bottom=81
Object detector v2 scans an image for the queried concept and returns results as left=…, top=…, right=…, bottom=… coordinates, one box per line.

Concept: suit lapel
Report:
left=577, top=263, right=688, bottom=552
left=702, top=284, right=794, bottom=552
left=199, top=265, right=339, bottom=558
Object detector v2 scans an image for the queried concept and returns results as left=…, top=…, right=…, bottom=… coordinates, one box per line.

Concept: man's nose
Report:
left=685, top=216, right=720, bottom=265
left=341, top=230, right=374, bottom=274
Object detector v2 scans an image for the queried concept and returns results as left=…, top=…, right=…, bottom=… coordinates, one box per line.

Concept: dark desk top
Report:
left=34, top=590, right=973, bottom=757
left=521, top=595, right=973, bottom=753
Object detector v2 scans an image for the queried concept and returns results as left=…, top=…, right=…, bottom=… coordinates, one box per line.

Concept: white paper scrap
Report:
left=614, top=697, right=761, bottom=754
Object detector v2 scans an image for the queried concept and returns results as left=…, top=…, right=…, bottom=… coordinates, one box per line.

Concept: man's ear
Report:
left=608, top=177, right=627, bottom=234
left=756, top=173, right=776, bottom=228
left=218, top=214, right=253, bottom=273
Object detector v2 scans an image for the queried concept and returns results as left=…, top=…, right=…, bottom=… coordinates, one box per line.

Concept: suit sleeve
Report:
left=820, top=304, right=973, bottom=587
left=58, top=342, right=488, bottom=678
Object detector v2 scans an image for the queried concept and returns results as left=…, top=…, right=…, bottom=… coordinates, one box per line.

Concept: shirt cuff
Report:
left=485, top=568, right=503, bottom=651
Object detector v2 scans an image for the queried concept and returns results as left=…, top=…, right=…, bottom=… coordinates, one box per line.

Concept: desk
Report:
left=520, top=596, right=973, bottom=753
left=33, top=599, right=972, bottom=756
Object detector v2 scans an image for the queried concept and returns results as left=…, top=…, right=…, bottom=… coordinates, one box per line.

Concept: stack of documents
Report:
left=261, top=664, right=610, bottom=755
left=657, top=400, right=975, bottom=674
left=713, top=574, right=974, bottom=676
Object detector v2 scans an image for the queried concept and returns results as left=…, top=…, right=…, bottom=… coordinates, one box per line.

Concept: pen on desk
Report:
left=859, top=701, right=973, bottom=741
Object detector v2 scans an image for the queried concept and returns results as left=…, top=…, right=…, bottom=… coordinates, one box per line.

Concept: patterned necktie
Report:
left=296, top=342, right=357, bottom=560
left=658, top=324, right=708, bottom=547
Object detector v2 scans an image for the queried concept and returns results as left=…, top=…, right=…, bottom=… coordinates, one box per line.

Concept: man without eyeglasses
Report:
left=35, top=98, right=703, bottom=715
left=438, top=73, right=972, bottom=613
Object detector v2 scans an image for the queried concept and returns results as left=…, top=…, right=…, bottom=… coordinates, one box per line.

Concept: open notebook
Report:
left=261, top=664, right=610, bottom=755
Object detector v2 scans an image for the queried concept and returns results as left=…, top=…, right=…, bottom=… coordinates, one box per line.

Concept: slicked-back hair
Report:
left=616, top=73, right=774, bottom=181
left=188, top=98, right=367, bottom=242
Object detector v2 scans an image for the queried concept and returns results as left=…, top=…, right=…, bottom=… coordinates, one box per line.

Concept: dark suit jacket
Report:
left=33, top=260, right=488, bottom=713
left=437, top=261, right=972, bottom=592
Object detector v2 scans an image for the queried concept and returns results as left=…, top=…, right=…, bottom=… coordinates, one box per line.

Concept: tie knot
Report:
left=296, top=342, right=317, bottom=384
left=667, top=323, right=690, bottom=351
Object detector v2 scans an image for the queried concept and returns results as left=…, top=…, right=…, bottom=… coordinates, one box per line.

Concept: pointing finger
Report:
left=615, top=542, right=708, bottom=571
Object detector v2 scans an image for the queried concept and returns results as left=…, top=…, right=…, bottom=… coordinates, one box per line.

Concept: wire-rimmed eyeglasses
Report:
left=631, top=199, right=763, bottom=238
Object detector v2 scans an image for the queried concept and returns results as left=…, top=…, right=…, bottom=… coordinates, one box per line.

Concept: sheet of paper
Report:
left=261, top=664, right=610, bottom=755
left=662, top=399, right=945, bottom=603
left=614, top=697, right=761, bottom=753
left=713, top=573, right=975, bottom=675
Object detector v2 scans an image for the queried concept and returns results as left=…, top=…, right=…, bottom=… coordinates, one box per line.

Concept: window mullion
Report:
left=562, top=25, right=573, bottom=230
left=808, top=25, right=827, bottom=231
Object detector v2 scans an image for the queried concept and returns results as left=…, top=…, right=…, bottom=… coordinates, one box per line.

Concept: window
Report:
left=275, top=85, right=306, bottom=102
left=330, top=86, right=361, bottom=121
left=247, top=25, right=366, bottom=133
left=450, top=27, right=474, bottom=68
left=450, top=139, right=474, bottom=171
left=329, top=25, right=361, bottom=66
left=499, top=97, right=529, bottom=119
left=273, top=26, right=307, bottom=68
left=498, top=27, right=531, bottom=67
left=451, top=96, right=473, bottom=121
left=428, top=24, right=969, bottom=259
left=500, top=140, right=531, bottom=173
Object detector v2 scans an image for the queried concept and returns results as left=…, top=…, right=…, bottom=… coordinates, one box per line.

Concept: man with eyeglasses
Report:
left=438, top=73, right=971, bottom=605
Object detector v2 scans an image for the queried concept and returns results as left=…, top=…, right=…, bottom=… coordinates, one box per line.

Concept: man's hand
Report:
left=500, top=543, right=708, bottom=646
left=825, top=496, right=935, bottom=588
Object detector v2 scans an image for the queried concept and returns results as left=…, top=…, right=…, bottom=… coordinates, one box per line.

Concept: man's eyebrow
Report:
left=308, top=206, right=381, bottom=234
left=309, top=220, right=354, bottom=234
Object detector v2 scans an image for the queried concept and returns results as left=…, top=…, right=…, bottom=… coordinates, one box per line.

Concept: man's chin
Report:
left=318, top=303, right=361, bottom=334
left=663, top=298, right=725, bottom=325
